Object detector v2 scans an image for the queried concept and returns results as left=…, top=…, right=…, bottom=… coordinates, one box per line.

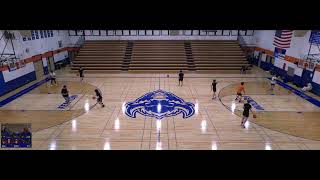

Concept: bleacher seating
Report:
left=190, top=40, right=250, bottom=73
left=71, top=40, right=250, bottom=73
left=129, top=41, right=188, bottom=72
left=71, top=41, right=127, bottom=73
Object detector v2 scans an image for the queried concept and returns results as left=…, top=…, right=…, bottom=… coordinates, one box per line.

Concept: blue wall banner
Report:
left=274, top=47, right=286, bottom=59
left=309, top=30, right=320, bottom=44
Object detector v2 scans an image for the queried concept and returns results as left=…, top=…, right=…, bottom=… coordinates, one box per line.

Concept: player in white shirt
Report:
left=270, top=75, right=277, bottom=91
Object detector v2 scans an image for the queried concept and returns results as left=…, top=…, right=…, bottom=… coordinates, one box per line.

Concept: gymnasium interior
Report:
left=1, top=30, right=320, bottom=150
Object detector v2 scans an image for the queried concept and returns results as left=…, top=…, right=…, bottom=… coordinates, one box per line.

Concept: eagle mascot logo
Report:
left=125, top=90, right=195, bottom=119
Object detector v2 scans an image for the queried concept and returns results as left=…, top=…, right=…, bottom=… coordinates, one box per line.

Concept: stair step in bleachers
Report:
left=71, top=40, right=250, bottom=73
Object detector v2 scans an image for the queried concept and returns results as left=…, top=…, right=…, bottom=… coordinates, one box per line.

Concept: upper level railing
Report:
left=68, top=30, right=255, bottom=37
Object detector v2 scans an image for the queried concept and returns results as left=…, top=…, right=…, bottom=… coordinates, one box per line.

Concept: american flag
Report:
left=273, top=30, right=293, bottom=49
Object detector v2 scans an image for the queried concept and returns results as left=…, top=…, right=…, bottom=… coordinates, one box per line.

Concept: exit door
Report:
left=47, top=56, right=55, bottom=72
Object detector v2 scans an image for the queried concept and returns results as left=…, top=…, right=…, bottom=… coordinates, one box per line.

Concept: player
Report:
left=270, top=75, right=277, bottom=91
left=61, top=85, right=70, bottom=104
left=94, top=89, right=105, bottom=108
left=241, top=99, right=256, bottom=128
left=235, top=82, right=245, bottom=103
left=240, top=66, right=246, bottom=74
left=211, top=79, right=218, bottom=99
left=302, top=82, right=313, bottom=92
left=79, top=67, right=84, bottom=81
left=178, top=70, right=184, bottom=86
left=50, top=70, right=57, bottom=86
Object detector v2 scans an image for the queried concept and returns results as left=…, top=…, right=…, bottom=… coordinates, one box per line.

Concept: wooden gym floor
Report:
left=1, top=67, right=320, bottom=150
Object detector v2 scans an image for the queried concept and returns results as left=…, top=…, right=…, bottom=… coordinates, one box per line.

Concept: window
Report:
left=44, top=30, right=47, bottom=38
left=107, top=30, right=114, bottom=36
left=58, top=40, right=62, bottom=48
left=246, top=30, right=254, bottom=36
left=100, top=30, right=107, bottom=36
left=138, top=30, right=145, bottom=35
left=239, top=30, right=246, bottom=36
left=222, top=30, right=230, bottom=36
left=161, top=30, right=169, bottom=36
left=40, top=30, right=44, bottom=38
left=207, top=30, right=216, bottom=36
left=184, top=30, right=192, bottom=36
left=35, top=30, right=39, bottom=39
left=146, top=30, right=153, bottom=36
left=153, top=30, right=160, bottom=36
left=231, top=30, right=238, bottom=36
left=50, top=30, right=54, bottom=37
left=200, top=30, right=207, bottom=36
left=123, top=30, right=130, bottom=36
left=192, top=30, right=200, bottom=36
left=115, top=30, right=123, bottom=36
left=31, top=30, right=35, bottom=40
left=130, top=30, right=137, bottom=35
left=215, top=30, right=222, bottom=36
left=92, top=30, right=100, bottom=36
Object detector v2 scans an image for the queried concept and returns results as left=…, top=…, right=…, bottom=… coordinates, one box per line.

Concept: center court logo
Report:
left=125, top=90, right=195, bottom=119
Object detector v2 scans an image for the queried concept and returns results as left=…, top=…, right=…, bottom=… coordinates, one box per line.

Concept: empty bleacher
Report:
left=128, top=41, right=188, bottom=72
left=191, top=40, right=250, bottom=73
left=71, top=41, right=127, bottom=73
left=71, top=40, right=250, bottom=73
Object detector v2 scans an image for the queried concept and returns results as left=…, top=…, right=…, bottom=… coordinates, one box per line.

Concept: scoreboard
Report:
left=1, top=123, right=32, bottom=148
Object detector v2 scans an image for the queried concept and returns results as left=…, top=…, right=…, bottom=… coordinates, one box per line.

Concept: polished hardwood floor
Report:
left=1, top=67, right=320, bottom=150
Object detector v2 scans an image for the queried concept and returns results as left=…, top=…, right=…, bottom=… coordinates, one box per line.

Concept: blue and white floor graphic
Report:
left=125, top=89, right=195, bottom=119
left=57, top=95, right=78, bottom=109
left=243, top=96, right=265, bottom=110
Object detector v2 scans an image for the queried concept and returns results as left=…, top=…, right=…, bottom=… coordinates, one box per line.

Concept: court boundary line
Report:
left=269, top=78, right=320, bottom=108
left=218, top=81, right=320, bottom=142
left=0, top=77, right=50, bottom=107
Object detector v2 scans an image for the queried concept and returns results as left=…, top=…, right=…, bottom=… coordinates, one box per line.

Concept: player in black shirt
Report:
left=241, top=99, right=256, bottom=128
left=94, top=89, right=105, bottom=108
left=61, top=85, right=70, bottom=104
left=79, top=67, right=84, bottom=81
left=178, top=70, right=184, bottom=86
left=211, top=79, right=218, bottom=99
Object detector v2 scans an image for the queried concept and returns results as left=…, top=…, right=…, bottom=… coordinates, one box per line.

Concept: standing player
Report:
left=50, top=70, right=57, bottom=86
left=211, top=79, right=218, bottom=99
left=178, top=70, right=184, bottom=87
left=94, top=89, right=105, bottom=108
left=241, top=99, right=256, bottom=128
left=235, top=82, right=245, bottom=103
left=61, top=85, right=70, bottom=104
left=79, top=67, right=84, bottom=81
left=270, top=75, right=277, bottom=91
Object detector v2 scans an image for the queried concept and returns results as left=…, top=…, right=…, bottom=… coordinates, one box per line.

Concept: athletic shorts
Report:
left=97, top=97, right=102, bottom=102
left=237, top=92, right=242, bottom=96
left=179, top=78, right=183, bottom=81
left=213, top=88, right=216, bottom=92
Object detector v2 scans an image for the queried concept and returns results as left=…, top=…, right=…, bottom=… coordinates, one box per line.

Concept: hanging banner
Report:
left=309, top=30, right=320, bottom=44
left=274, top=47, right=286, bottom=60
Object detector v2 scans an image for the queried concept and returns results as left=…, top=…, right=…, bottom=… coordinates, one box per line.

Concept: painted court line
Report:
left=0, top=78, right=50, bottom=107
left=243, top=96, right=264, bottom=110
left=267, top=78, right=320, bottom=107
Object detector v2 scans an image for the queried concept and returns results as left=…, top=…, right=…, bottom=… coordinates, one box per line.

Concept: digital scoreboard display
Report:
left=1, top=123, right=32, bottom=148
